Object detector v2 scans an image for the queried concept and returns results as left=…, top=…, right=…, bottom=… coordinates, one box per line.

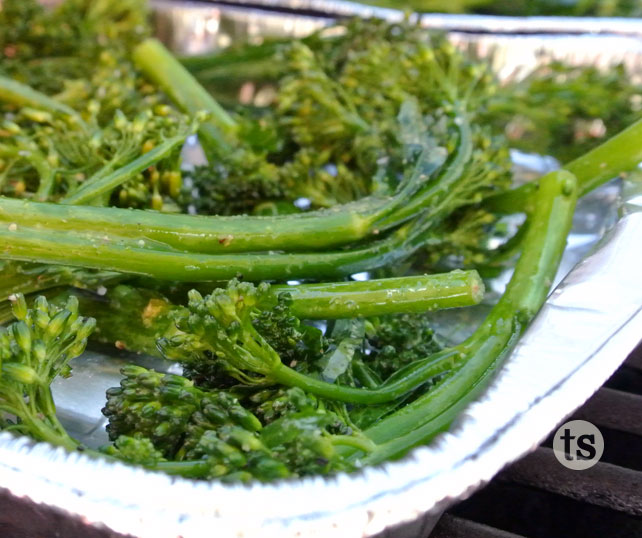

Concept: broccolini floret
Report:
left=103, top=365, right=261, bottom=458
left=0, top=294, right=95, bottom=450
left=365, top=314, right=442, bottom=380
left=0, top=0, right=191, bottom=207
left=103, top=365, right=364, bottom=481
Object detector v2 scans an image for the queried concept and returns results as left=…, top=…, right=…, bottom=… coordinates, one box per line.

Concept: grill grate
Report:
left=431, top=514, right=525, bottom=538
left=427, top=341, right=642, bottom=538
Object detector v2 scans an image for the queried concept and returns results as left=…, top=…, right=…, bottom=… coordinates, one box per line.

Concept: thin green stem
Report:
left=352, top=359, right=382, bottom=389
left=150, top=459, right=212, bottom=478
left=133, top=38, right=237, bottom=157
left=330, top=434, right=376, bottom=453
left=62, top=271, right=481, bottom=358
left=0, top=196, right=375, bottom=254
left=7, top=395, right=80, bottom=452
left=179, top=39, right=285, bottom=74
left=0, top=220, right=423, bottom=281
left=0, top=124, right=448, bottom=253
left=271, top=271, right=484, bottom=319
left=60, top=134, right=187, bottom=205
left=270, top=347, right=460, bottom=404
left=485, top=116, right=642, bottom=214
left=375, top=108, right=473, bottom=228
left=0, top=75, right=85, bottom=128
left=0, top=263, right=74, bottom=302
left=0, top=114, right=454, bottom=254
left=361, top=169, right=579, bottom=463
left=0, top=139, right=56, bottom=201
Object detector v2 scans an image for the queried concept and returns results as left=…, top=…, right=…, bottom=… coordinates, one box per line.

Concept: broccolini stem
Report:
left=60, top=133, right=188, bottom=205
left=352, top=359, right=382, bottom=389
left=0, top=143, right=55, bottom=201
left=66, top=271, right=481, bottom=357
left=0, top=216, right=430, bottom=281
left=330, top=434, right=377, bottom=453
left=3, top=394, right=80, bottom=453
left=0, top=75, right=85, bottom=128
left=150, top=460, right=212, bottom=478
left=565, top=116, right=642, bottom=196
left=361, top=169, right=579, bottom=463
left=270, top=271, right=484, bottom=319
left=0, top=302, right=15, bottom=325
left=179, top=39, right=285, bottom=75
left=33, top=158, right=56, bottom=202
left=0, top=123, right=449, bottom=253
left=178, top=26, right=336, bottom=79
left=269, top=347, right=461, bottom=404
left=0, top=262, right=122, bottom=307
left=486, top=116, right=642, bottom=214
left=375, top=105, right=473, bottom=228
left=0, top=267, right=69, bottom=303
left=0, top=196, right=375, bottom=254
left=132, top=38, right=237, bottom=156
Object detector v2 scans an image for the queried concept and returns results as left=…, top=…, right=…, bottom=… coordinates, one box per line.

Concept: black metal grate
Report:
left=429, top=341, right=642, bottom=538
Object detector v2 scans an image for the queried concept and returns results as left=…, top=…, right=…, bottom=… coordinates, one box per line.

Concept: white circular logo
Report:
left=553, top=420, right=604, bottom=470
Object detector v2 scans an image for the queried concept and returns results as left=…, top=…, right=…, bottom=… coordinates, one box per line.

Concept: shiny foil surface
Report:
left=1, top=2, right=641, bottom=537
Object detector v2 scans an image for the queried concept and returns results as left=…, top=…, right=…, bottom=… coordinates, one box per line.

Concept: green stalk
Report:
left=0, top=220, right=426, bottom=282
left=66, top=271, right=481, bottom=357
left=271, top=271, right=484, bottom=319
left=0, top=263, right=75, bottom=303
left=330, top=434, right=377, bottom=453
left=485, top=116, right=642, bottom=214
left=0, top=121, right=445, bottom=253
left=0, top=140, right=56, bottom=202
left=361, top=169, right=579, bottom=463
left=0, top=196, right=375, bottom=254
left=375, top=105, right=473, bottom=228
left=133, top=38, right=237, bottom=156
left=60, top=134, right=188, bottom=205
left=0, top=76, right=84, bottom=127
left=180, top=45, right=285, bottom=92
left=5, top=390, right=80, bottom=453
left=0, top=262, right=122, bottom=306
left=179, top=40, right=285, bottom=75
left=150, top=460, right=212, bottom=478
left=178, top=28, right=338, bottom=83
left=269, top=347, right=460, bottom=404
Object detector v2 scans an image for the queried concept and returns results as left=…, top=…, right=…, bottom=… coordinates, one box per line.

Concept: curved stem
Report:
left=375, top=105, right=473, bottom=228
left=6, top=395, right=80, bottom=452
left=0, top=75, right=85, bottom=128
left=0, top=196, right=375, bottom=254
left=270, top=348, right=460, bottom=405
left=0, top=131, right=447, bottom=254
left=0, top=107, right=455, bottom=254
left=330, top=434, right=376, bottom=453
left=485, top=116, right=642, bottom=214
left=61, top=134, right=188, bottom=205
left=361, top=169, right=579, bottom=462
left=0, top=220, right=423, bottom=281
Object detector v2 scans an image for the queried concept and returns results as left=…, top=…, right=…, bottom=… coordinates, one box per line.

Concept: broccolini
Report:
left=0, top=0, right=640, bottom=487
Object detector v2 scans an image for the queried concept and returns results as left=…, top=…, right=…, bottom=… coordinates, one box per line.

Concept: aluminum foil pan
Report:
left=1, top=3, right=642, bottom=537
